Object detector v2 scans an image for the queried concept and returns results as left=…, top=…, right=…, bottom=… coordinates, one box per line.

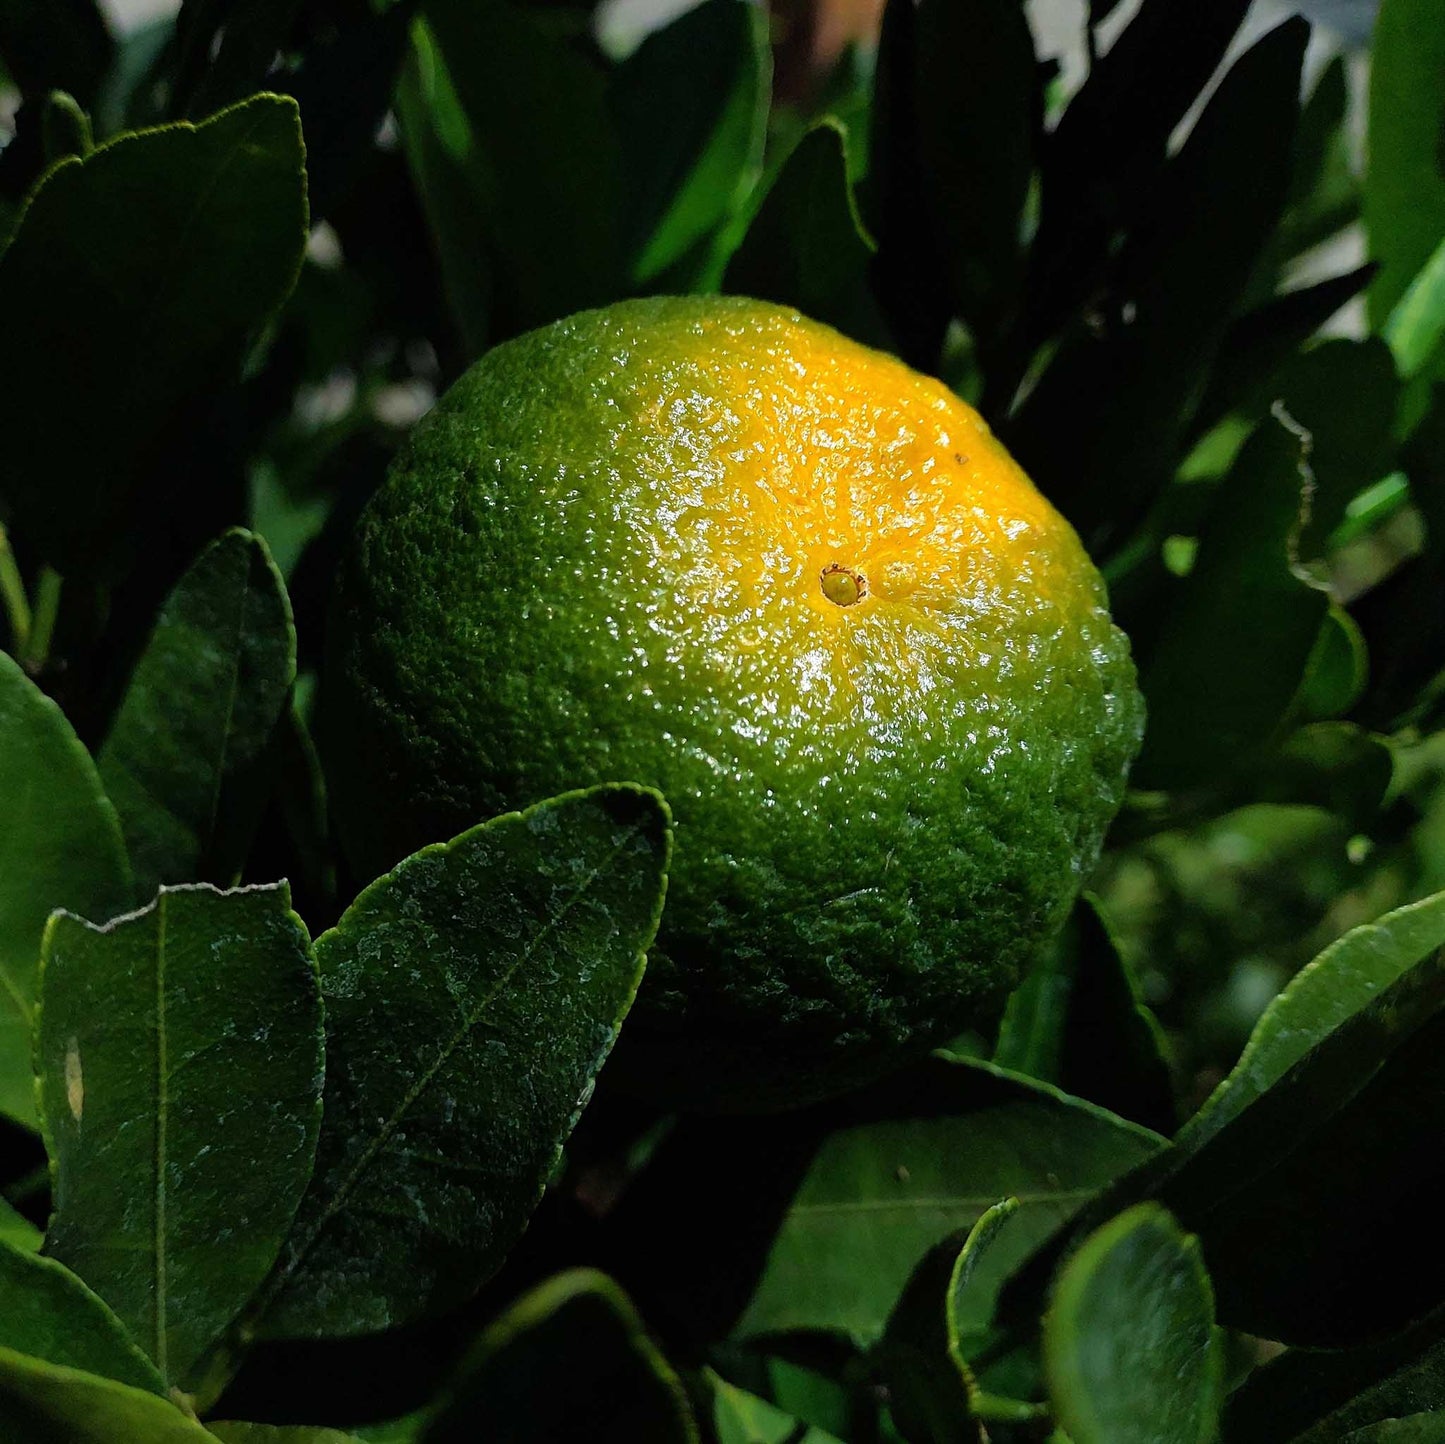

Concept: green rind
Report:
left=326, top=296, right=1143, bottom=1104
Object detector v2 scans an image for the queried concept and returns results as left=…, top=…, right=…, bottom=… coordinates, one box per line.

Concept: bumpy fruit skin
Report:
left=325, top=296, right=1144, bottom=1107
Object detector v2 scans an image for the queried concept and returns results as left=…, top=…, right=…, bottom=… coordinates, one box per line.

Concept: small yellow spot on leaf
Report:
left=65, top=1037, right=83, bottom=1122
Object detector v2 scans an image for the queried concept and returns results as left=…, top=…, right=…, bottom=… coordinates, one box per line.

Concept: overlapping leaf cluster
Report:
left=2, top=0, right=1445, bottom=1438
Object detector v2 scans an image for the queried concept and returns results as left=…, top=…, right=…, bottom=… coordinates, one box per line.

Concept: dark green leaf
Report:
left=1384, top=236, right=1445, bottom=383
left=40, top=90, right=93, bottom=164
left=97, top=529, right=296, bottom=897
left=947, top=1197, right=1021, bottom=1344
left=0, top=94, right=308, bottom=574
left=1183, top=887, right=1445, bottom=1149
left=0, top=1241, right=164, bottom=1394
left=1019, top=942, right=1445, bottom=1347
left=0, top=1347, right=213, bottom=1443
left=1355, top=387, right=1445, bottom=726
left=0, top=1197, right=40, bottom=1253
left=421, top=1271, right=697, bottom=1444
left=0, top=650, right=131, bottom=1127
left=1365, top=0, right=1445, bottom=321
left=913, top=0, right=1035, bottom=346
left=0, top=0, right=112, bottom=105
left=1298, top=605, right=1370, bottom=722
left=1002, top=889, right=1445, bottom=1344
left=611, top=0, right=769, bottom=286
left=861, top=0, right=951, bottom=370
left=734, top=1057, right=1163, bottom=1341
left=1194, top=265, right=1379, bottom=437
left=1011, top=19, right=1307, bottom=551
left=1249, top=723, right=1394, bottom=829
left=415, top=0, right=620, bottom=339
left=1043, top=1204, right=1221, bottom=1444
left=994, top=895, right=1175, bottom=1133
left=863, top=0, right=1035, bottom=359
left=722, top=120, right=884, bottom=346
left=260, top=785, right=671, bottom=1337
left=170, top=0, right=300, bottom=119
left=37, top=883, right=323, bottom=1387
left=394, top=37, right=493, bottom=356
left=284, top=1, right=416, bottom=223
left=878, top=1233, right=985, bottom=1444
left=1025, top=0, right=1254, bottom=350
left=1135, top=413, right=1330, bottom=789
left=1225, top=1299, right=1445, bottom=1442
left=709, top=1371, right=846, bottom=1444
left=1280, top=54, right=1361, bottom=260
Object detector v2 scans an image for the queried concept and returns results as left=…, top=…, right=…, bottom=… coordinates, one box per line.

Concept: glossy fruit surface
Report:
left=325, top=296, right=1144, bottom=1106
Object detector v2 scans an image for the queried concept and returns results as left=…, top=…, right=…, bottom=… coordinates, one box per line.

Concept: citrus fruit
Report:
left=324, top=296, right=1144, bottom=1107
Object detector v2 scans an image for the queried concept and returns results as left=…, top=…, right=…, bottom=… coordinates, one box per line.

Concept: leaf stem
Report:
left=0, top=525, right=32, bottom=653
left=21, top=566, right=63, bottom=671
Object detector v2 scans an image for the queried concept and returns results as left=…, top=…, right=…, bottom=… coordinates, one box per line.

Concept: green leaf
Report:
left=421, top=1271, right=698, bottom=1444
left=395, top=34, right=493, bottom=356
left=0, top=649, right=131, bottom=1128
left=1194, top=265, right=1379, bottom=440
left=97, top=530, right=296, bottom=898
left=722, top=120, right=883, bottom=346
left=947, top=1197, right=1021, bottom=1344
left=610, top=0, right=769, bottom=286
left=1135, top=412, right=1331, bottom=789
left=1011, top=19, right=1307, bottom=551
left=1249, top=723, right=1394, bottom=829
left=861, top=0, right=950, bottom=369
left=733, top=1057, right=1163, bottom=1342
left=0, top=94, right=308, bottom=574
left=878, top=1233, right=986, bottom=1444
left=1279, top=54, right=1361, bottom=261
left=0, top=1240, right=164, bottom=1394
left=709, top=1372, right=846, bottom=1444
left=1043, top=1204, right=1221, bottom=1444
left=41, top=89, right=93, bottom=165
left=994, top=895, right=1174, bottom=1134
left=36, top=883, right=323, bottom=1387
left=260, top=785, right=671, bottom=1337
left=1025, top=0, right=1254, bottom=351
left=0, top=1348, right=211, bottom=1442
left=864, top=0, right=1035, bottom=360
left=1298, top=605, right=1370, bottom=722
left=910, top=0, right=1035, bottom=345
left=1182, top=887, right=1445, bottom=1149
left=286, top=1, right=415, bottom=224
left=1225, top=1299, right=1445, bottom=1441
left=1365, top=0, right=1445, bottom=322
left=415, top=0, right=620, bottom=339
left=0, top=1196, right=40, bottom=1253
left=1384, top=235, right=1445, bottom=383
left=209, top=1427, right=366, bottom=1443
left=1006, top=940, right=1445, bottom=1347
